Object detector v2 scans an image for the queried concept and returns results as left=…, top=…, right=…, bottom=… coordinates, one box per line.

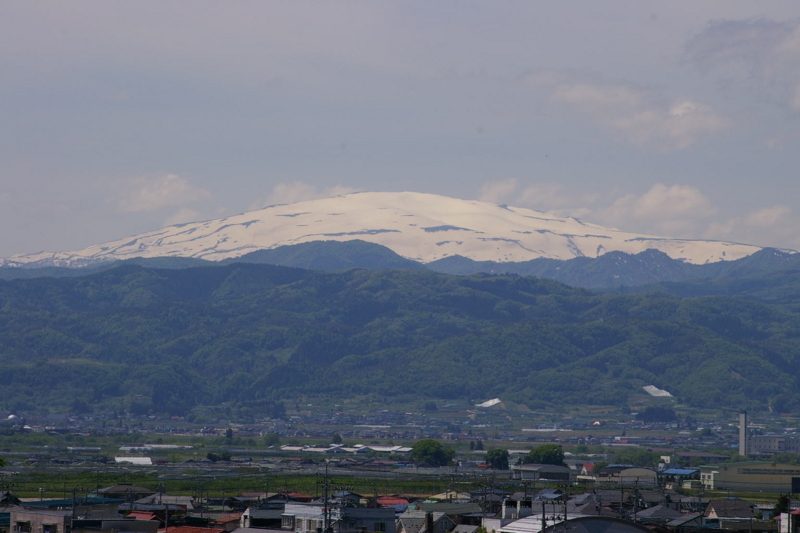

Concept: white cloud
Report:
left=685, top=19, right=800, bottom=111
left=745, top=204, right=792, bottom=228
left=114, top=173, right=211, bottom=213
left=248, top=181, right=360, bottom=211
left=164, top=207, right=201, bottom=226
left=518, top=183, right=597, bottom=214
left=549, top=80, right=730, bottom=150
left=476, top=178, right=798, bottom=250
left=704, top=204, right=799, bottom=250
left=790, top=84, right=800, bottom=111
left=476, top=179, right=597, bottom=217
left=595, top=183, right=717, bottom=236
left=478, top=178, right=518, bottom=203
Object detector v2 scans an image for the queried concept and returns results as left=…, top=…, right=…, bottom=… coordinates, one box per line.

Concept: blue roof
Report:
left=662, top=468, right=699, bottom=475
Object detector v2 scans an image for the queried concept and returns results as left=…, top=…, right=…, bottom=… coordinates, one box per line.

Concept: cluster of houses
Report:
left=277, top=445, right=413, bottom=456
left=2, top=476, right=800, bottom=533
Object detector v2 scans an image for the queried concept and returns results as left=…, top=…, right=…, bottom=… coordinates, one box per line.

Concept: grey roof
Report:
left=399, top=512, right=455, bottom=533
left=566, top=502, right=603, bottom=516
left=635, top=504, right=684, bottom=519
left=569, top=494, right=597, bottom=506
left=135, top=495, right=194, bottom=507
left=412, top=502, right=483, bottom=515
left=593, top=490, right=630, bottom=504
left=540, top=516, right=655, bottom=533
left=451, top=525, right=479, bottom=533
left=636, top=490, right=664, bottom=504
left=705, top=499, right=754, bottom=519
left=247, top=509, right=285, bottom=519
left=666, top=513, right=703, bottom=527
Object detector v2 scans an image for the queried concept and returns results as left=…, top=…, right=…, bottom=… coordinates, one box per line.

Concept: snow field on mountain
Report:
left=1, top=191, right=763, bottom=267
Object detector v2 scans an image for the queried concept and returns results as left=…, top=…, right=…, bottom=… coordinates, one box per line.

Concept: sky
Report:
left=2, top=1, right=800, bottom=258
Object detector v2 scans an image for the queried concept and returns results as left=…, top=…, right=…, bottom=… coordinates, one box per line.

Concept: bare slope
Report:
left=1, top=191, right=764, bottom=267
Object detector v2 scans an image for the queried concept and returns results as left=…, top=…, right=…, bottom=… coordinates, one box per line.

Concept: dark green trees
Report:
left=485, top=448, right=509, bottom=470
left=526, top=444, right=565, bottom=466
left=410, top=439, right=455, bottom=466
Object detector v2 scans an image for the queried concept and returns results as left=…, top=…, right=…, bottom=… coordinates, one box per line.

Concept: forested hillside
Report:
left=1, top=262, right=799, bottom=415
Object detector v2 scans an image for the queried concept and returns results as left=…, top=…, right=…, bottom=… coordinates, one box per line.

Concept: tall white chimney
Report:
left=739, top=411, right=748, bottom=457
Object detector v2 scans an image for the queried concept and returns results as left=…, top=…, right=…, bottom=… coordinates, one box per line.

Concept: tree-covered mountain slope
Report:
left=1, top=263, right=799, bottom=415
left=1, top=242, right=796, bottom=290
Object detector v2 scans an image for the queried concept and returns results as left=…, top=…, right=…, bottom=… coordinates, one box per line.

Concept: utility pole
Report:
left=322, top=462, right=331, bottom=533
left=541, top=500, right=547, bottom=531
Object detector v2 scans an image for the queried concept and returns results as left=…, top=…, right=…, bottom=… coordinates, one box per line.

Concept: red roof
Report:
left=128, top=512, right=159, bottom=521
left=376, top=496, right=409, bottom=506
left=287, top=492, right=314, bottom=502
left=214, top=513, right=242, bottom=525
left=583, top=463, right=595, bottom=473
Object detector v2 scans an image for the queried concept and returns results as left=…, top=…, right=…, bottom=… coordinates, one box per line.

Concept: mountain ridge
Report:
left=0, top=191, right=771, bottom=267
left=3, top=240, right=796, bottom=290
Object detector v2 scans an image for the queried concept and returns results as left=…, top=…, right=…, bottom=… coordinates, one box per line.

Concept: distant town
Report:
left=2, top=404, right=800, bottom=533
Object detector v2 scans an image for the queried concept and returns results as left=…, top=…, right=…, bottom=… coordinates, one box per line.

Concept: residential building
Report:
left=511, top=465, right=572, bottom=482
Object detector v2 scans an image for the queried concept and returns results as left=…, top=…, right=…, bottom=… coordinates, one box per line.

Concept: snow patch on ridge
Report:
left=0, top=191, right=772, bottom=268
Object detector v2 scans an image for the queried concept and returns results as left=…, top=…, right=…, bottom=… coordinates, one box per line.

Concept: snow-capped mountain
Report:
left=1, top=191, right=768, bottom=267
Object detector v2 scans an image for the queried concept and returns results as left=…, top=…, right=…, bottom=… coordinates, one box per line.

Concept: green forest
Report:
left=2, top=261, right=800, bottom=416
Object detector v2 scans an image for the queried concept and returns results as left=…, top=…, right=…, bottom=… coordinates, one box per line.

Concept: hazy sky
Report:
left=3, top=1, right=800, bottom=257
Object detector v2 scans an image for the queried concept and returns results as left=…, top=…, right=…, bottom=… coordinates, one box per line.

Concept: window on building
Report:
left=375, top=522, right=387, bottom=532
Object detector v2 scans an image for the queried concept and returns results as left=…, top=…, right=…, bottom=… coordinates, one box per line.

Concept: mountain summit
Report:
left=1, top=191, right=765, bottom=267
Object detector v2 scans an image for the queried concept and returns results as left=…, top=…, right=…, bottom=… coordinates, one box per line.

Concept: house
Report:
left=10, top=509, right=71, bottom=533
left=666, top=513, right=704, bottom=530
left=97, top=484, right=156, bottom=501
left=396, top=511, right=456, bottom=533
left=213, top=513, right=243, bottom=532
left=595, top=467, right=657, bottom=487
left=538, top=516, right=662, bottom=533
left=0, top=493, right=20, bottom=507
left=374, top=496, right=409, bottom=513
left=135, top=495, right=194, bottom=511
left=330, top=492, right=362, bottom=507
left=240, top=506, right=285, bottom=529
left=704, top=499, right=755, bottom=521
left=280, top=503, right=395, bottom=533
left=511, top=464, right=573, bottom=482
left=23, top=497, right=124, bottom=519
left=72, top=518, right=160, bottom=533
left=633, top=504, right=683, bottom=523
